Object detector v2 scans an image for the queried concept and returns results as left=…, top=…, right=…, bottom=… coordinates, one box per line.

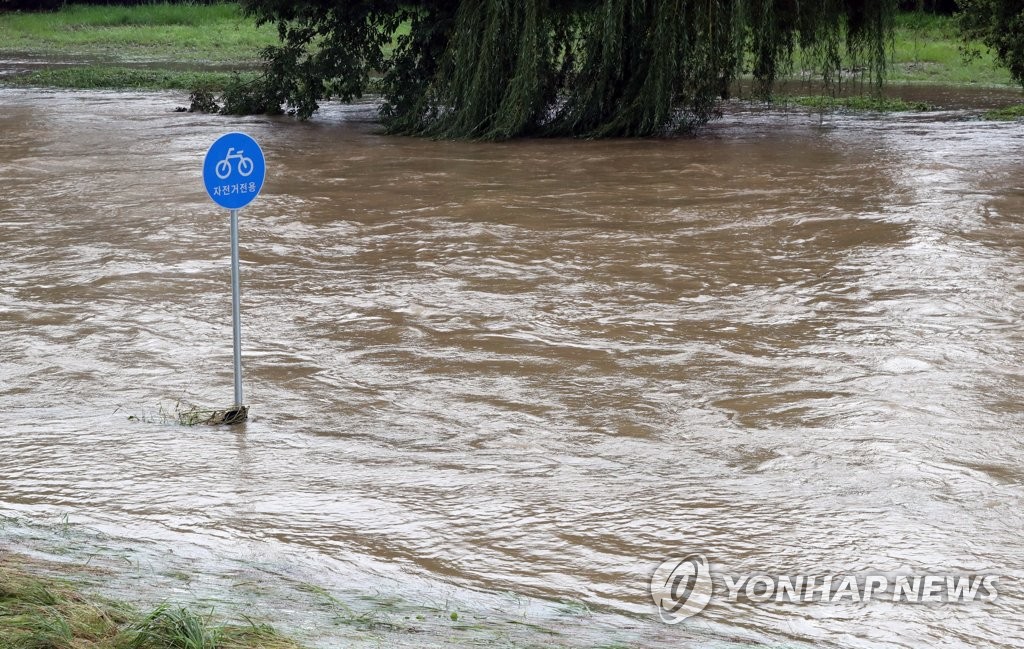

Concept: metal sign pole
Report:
left=203, top=131, right=263, bottom=423
left=230, top=208, right=243, bottom=406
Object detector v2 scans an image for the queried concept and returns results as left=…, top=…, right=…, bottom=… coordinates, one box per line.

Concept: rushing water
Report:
left=1, top=88, right=1023, bottom=648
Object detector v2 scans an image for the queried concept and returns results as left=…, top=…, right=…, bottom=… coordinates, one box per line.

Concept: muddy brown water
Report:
left=1, top=88, right=1023, bottom=648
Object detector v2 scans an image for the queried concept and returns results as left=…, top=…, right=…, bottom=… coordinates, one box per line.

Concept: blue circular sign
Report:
left=203, top=132, right=266, bottom=210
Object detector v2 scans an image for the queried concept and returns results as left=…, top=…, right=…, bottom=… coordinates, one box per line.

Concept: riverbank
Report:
left=0, top=2, right=274, bottom=65
left=0, top=3, right=1022, bottom=117
left=0, top=510, right=613, bottom=648
left=0, top=553, right=303, bottom=649
left=0, top=2, right=269, bottom=91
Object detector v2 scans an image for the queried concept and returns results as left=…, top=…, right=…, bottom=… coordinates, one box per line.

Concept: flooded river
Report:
left=1, top=88, right=1023, bottom=647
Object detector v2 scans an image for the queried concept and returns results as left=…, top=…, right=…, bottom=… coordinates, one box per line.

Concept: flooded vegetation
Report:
left=1, top=88, right=1023, bottom=647
left=0, top=553, right=303, bottom=649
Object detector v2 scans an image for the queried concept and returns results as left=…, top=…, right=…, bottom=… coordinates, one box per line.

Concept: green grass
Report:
left=765, top=12, right=1021, bottom=113
left=5, top=66, right=256, bottom=90
left=888, top=11, right=1014, bottom=86
left=782, top=11, right=1015, bottom=88
left=0, top=557, right=304, bottom=649
left=0, top=2, right=276, bottom=64
left=983, top=103, right=1024, bottom=120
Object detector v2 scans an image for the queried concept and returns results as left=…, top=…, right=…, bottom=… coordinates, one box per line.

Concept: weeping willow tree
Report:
left=235, top=0, right=897, bottom=138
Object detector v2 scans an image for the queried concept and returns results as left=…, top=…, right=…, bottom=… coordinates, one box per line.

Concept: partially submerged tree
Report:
left=235, top=0, right=898, bottom=138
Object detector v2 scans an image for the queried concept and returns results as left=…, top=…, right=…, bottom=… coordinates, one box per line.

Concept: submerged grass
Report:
left=121, top=400, right=248, bottom=426
left=785, top=95, right=933, bottom=112
left=5, top=66, right=255, bottom=91
left=983, top=104, right=1024, bottom=120
left=0, top=557, right=303, bottom=649
left=1, top=517, right=586, bottom=649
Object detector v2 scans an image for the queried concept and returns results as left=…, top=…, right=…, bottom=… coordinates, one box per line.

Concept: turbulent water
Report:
left=1, top=88, right=1023, bottom=648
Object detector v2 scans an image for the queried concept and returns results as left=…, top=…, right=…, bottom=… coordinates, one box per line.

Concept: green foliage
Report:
left=983, top=102, right=1024, bottom=119
left=125, top=605, right=221, bottom=649
left=958, top=0, right=1024, bottom=89
left=0, top=561, right=303, bottom=649
left=241, top=0, right=899, bottom=138
left=188, top=88, right=220, bottom=113
left=236, top=0, right=404, bottom=119
left=887, top=10, right=1013, bottom=84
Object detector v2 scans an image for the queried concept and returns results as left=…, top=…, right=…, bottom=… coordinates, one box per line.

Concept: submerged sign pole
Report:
left=203, top=132, right=266, bottom=419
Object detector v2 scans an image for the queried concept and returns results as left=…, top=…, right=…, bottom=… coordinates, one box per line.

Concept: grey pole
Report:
left=230, top=208, right=243, bottom=406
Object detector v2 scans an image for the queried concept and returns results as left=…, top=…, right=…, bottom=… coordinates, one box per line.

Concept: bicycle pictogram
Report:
left=214, top=147, right=255, bottom=180
left=204, top=132, right=265, bottom=210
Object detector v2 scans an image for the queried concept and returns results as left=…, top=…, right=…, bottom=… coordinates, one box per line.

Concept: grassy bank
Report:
left=0, top=2, right=271, bottom=92
left=0, top=2, right=274, bottom=64
left=889, top=11, right=1013, bottom=86
left=767, top=12, right=1020, bottom=115
left=0, top=510, right=587, bottom=649
left=0, top=555, right=303, bottom=649
left=779, top=11, right=1015, bottom=88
